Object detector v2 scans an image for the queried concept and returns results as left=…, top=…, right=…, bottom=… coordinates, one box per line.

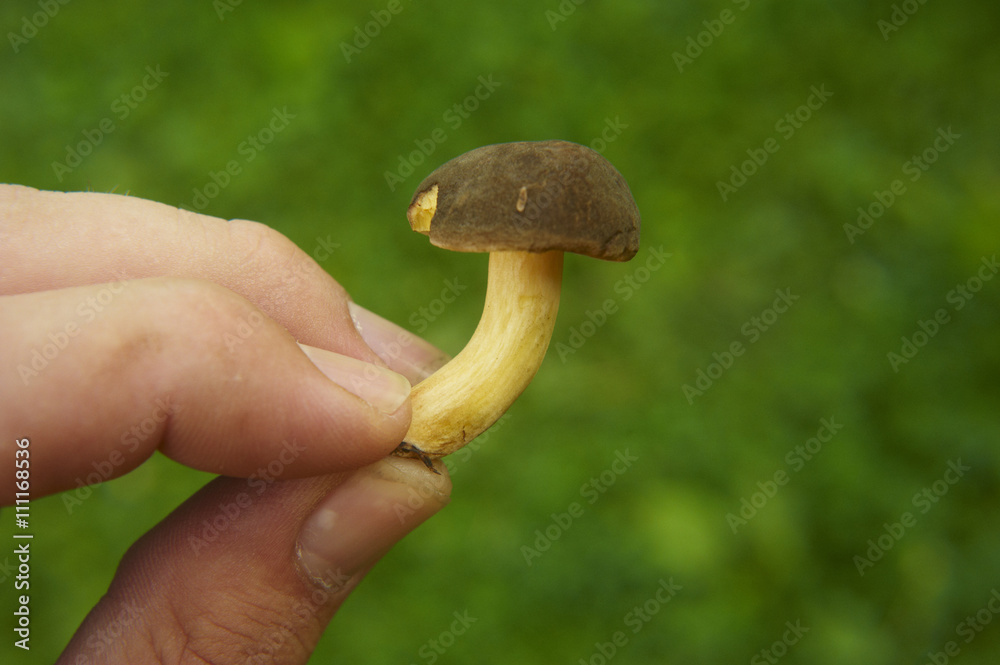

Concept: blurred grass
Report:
left=2, top=0, right=999, bottom=663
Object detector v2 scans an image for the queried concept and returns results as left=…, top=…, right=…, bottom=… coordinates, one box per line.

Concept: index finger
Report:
left=0, top=184, right=373, bottom=362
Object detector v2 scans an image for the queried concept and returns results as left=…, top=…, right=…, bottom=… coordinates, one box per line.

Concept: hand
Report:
left=0, top=185, right=452, bottom=663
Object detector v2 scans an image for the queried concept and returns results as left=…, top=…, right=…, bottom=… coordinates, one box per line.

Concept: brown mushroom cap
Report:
left=406, top=140, right=641, bottom=261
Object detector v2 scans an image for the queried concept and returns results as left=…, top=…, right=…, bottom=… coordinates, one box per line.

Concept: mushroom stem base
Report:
left=395, top=250, right=563, bottom=458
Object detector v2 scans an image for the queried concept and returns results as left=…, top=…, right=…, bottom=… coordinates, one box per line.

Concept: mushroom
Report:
left=394, top=140, right=641, bottom=466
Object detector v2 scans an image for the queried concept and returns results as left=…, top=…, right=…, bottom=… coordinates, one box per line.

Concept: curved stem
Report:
left=398, top=250, right=563, bottom=457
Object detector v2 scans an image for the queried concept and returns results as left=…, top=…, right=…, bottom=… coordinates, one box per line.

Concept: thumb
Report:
left=0, top=277, right=414, bottom=502
left=57, top=457, right=450, bottom=664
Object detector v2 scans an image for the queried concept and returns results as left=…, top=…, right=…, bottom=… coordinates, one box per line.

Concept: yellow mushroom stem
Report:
left=398, top=249, right=563, bottom=458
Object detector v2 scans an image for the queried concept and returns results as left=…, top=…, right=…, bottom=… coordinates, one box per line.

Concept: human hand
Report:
left=0, top=185, right=452, bottom=663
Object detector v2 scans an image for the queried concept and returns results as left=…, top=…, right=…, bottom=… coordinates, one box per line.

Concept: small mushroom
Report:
left=395, top=140, right=641, bottom=465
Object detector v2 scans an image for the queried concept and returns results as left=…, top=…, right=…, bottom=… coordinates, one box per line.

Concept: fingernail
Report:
left=298, top=343, right=410, bottom=414
left=348, top=301, right=451, bottom=383
left=296, top=457, right=451, bottom=586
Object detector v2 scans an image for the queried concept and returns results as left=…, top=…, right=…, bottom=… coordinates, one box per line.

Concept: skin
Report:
left=0, top=185, right=453, bottom=664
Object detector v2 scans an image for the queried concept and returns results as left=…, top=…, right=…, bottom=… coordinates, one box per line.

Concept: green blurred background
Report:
left=2, top=0, right=999, bottom=663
